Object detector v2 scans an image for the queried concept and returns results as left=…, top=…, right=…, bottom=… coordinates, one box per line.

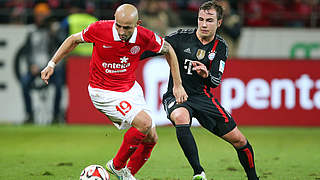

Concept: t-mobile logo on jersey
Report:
left=102, top=56, right=131, bottom=73
left=184, top=59, right=193, bottom=75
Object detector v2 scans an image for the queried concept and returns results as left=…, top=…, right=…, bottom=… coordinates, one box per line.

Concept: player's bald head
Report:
left=114, top=4, right=139, bottom=25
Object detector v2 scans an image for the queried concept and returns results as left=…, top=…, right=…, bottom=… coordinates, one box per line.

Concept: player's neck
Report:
left=196, top=31, right=215, bottom=45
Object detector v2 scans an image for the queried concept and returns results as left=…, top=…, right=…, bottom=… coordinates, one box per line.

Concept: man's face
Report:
left=115, top=18, right=136, bottom=41
left=197, top=8, right=222, bottom=39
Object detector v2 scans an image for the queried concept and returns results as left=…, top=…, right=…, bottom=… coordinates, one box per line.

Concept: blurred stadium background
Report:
left=0, top=0, right=320, bottom=179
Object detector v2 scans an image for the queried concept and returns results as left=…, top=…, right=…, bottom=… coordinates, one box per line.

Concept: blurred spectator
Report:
left=159, top=0, right=182, bottom=28
left=243, top=0, right=272, bottom=27
left=46, top=0, right=97, bottom=124
left=8, top=0, right=27, bottom=24
left=1, top=0, right=320, bottom=27
left=285, top=0, right=313, bottom=27
left=57, top=0, right=98, bottom=56
left=139, top=0, right=181, bottom=37
left=217, top=0, right=242, bottom=57
left=20, top=3, right=65, bottom=124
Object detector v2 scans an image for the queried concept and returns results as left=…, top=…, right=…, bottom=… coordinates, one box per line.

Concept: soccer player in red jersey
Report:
left=41, top=4, right=187, bottom=180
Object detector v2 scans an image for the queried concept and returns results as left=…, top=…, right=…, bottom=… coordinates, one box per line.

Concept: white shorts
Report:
left=88, top=81, right=155, bottom=130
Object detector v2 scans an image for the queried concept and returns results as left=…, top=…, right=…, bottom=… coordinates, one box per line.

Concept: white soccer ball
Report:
left=80, top=165, right=110, bottom=180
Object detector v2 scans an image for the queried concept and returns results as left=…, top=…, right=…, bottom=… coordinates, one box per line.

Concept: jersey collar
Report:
left=112, top=22, right=137, bottom=43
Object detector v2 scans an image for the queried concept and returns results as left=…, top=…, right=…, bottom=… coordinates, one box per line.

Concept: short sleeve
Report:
left=205, top=40, right=228, bottom=88
left=145, top=31, right=164, bottom=53
left=81, top=22, right=97, bottom=43
left=210, top=41, right=228, bottom=74
left=165, top=30, right=180, bottom=50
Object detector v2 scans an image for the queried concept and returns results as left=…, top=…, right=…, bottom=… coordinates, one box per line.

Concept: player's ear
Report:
left=137, top=19, right=142, bottom=26
left=217, top=19, right=222, bottom=27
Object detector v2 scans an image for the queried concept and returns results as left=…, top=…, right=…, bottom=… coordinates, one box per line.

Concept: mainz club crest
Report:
left=130, top=45, right=140, bottom=54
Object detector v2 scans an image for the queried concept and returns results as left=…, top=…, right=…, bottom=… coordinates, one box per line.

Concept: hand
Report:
left=40, top=66, right=54, bottom=85
left=173, top=84, right=188, bottom=104
left=192, top=61, right=209, bottom=78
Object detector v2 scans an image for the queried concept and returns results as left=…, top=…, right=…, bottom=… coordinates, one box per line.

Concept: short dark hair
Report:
left=199, top=1, right=223, bottom=20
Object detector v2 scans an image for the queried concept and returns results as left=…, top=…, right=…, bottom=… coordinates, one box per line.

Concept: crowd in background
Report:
left=1, top=0, right=320, bottom=28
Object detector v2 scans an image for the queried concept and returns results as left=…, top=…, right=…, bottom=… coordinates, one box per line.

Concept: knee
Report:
left=171, top=109, right=190, bottom=125
left=232, top=136, right=247, bottom=148
left=132, top=115, right=152, bottom=134
left=140, top=120, right=152, bottom=134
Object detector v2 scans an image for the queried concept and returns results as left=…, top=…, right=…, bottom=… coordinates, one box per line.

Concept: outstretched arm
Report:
left=41, top=32, right=84, bottom=84
left=160, top=41, right=188, bottom=104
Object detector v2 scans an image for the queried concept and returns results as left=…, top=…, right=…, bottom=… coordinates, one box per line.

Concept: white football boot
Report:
left=106, top=159, right=136, bottom=180
left=192, top=171, right=207, bottom=180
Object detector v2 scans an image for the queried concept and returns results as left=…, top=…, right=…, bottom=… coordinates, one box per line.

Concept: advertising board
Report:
left=66, top=57, right=320, bottom=126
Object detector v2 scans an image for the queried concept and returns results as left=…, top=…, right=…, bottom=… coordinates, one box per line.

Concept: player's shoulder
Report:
left=137, top=25, right=155, bottom=37
left=90, top=20, right=113, bottom=28
left=87, top=20, right=113, bottom=35
left=216, top=34, right=228, bottom=49
left=216, top=34, right=228, bottom=47
left=167, top=28, right=195, bottom=38
left=215, top=34, right=229, bottom=57
left=136, top=25, right=162, bottom=45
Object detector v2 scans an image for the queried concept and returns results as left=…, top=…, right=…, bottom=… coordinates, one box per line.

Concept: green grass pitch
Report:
left=0, top=125, right=320, bottom=180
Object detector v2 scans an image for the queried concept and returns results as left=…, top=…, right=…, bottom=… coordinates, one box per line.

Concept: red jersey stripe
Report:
left=209, top=39, right=219, bottom=69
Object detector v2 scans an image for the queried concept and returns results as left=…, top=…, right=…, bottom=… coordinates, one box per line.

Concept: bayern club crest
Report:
left=208, top=51, right=216, bottom=60
left=130, top=45, right=140, bottom=54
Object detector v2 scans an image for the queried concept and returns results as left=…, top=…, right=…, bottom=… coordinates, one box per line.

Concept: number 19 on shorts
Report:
left=116, top=101, right=132, bottom=116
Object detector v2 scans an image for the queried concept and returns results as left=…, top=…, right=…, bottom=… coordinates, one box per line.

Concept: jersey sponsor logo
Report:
left=184, top=59, right=193, bottom=75
left=120, top=56, right=129, bottom=63
left=101, top=56, right=130, bottom=73
left=130, top=45, right=140, bottom=54
left=208, top=51, right=216, bottom=60
left=219, top=60, right=225, bottom=73
left=196, top=49, right=206, bottom=60
left=154, top=33, right=162, bottom=45
left=184, top=48, right=191, bottom=54
left=103, top=45, right=112, bottom=48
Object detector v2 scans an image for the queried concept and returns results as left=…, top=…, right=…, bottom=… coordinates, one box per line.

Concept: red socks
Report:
left=127, top=141, right=156, bottom=175
left=113, top=127, right=146, bottom=170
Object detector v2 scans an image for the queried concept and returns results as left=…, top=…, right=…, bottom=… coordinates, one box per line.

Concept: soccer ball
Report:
left=80, top=165, right=110, bottom=180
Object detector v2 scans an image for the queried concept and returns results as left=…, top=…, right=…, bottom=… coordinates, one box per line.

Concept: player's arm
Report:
left=161, top=41, right=188, bottom=103
left=192, top=60, right=222, bottom=88
left=41, top=32, right=84, bottom=84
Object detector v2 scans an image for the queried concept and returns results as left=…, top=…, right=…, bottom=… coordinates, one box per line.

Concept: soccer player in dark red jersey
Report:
left=161, top=1, right=259, bottom=180
left=41, top=4, right=187, bottom=180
